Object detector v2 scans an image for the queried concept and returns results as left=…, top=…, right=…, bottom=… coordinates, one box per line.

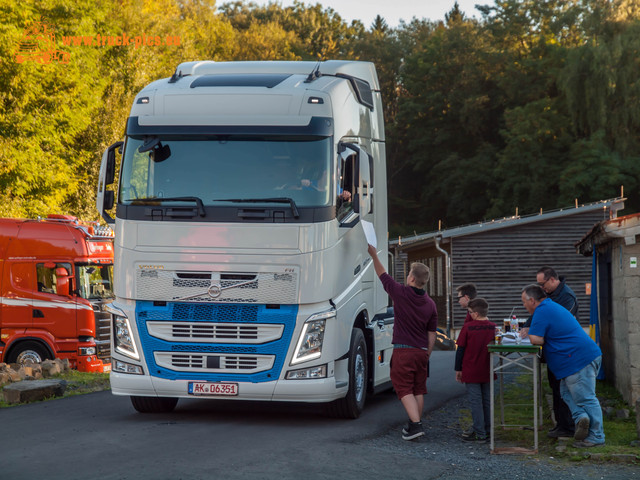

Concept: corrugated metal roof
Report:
left=391, top=198, right=624, bottom=249
left=576, top=210, right=640, bottom=255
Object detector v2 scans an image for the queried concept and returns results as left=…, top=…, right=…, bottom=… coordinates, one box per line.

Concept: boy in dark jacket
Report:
left=455, top=298, right=496, bottom=442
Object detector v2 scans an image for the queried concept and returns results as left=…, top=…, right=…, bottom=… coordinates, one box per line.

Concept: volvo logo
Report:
left=177, top=279, right=257, bottom=301
left=208, top=284, right=222, bottom=298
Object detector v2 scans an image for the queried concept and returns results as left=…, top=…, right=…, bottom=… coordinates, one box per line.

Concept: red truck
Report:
left=0, top=215, right=114, bottom=372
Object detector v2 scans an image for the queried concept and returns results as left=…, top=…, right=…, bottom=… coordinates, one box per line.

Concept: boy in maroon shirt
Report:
left=455, top=298, right=496, bottom=442
left=367, top=244, right=438, bottom=440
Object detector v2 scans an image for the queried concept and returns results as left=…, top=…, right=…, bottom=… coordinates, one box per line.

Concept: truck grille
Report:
left=147, top=321, right=284, bottom=344
left=154, top=352, right=274, bottom=374
left=135, top=270, right=298, bottom=304
left=136, top=301, right=297, bottom=383
left=93, top=305, right=112, bottom=362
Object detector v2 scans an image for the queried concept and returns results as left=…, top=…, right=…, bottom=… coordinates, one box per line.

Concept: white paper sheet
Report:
left=499, top=333, right=532, bottom=345
left=362, top=220, right=377, bottom=248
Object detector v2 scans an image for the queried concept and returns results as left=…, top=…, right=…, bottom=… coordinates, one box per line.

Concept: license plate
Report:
left=188, top=382, right=238, bottom=396
left=102, top=364, right=111, bottom=373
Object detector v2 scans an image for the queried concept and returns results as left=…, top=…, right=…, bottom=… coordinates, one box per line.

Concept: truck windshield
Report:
left=77, top=264, right=115, bottom=300
left=119, top=136, right=332, bottom=208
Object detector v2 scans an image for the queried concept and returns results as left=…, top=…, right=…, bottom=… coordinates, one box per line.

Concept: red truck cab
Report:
left=0, top=215, right=113, bottom=372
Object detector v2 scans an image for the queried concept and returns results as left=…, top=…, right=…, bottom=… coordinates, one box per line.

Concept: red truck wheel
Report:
left=7, top=341, right=51, bottom=365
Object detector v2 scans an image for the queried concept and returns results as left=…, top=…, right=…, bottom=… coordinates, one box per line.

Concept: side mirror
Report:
left=104, top=190, right=114, bottom=211
left=356, top=149, right=372, bottom=216
left=97, top=141, right=123, bottom=225
left=105, top=144, right=118, bottom=185
left=55, top=267, right=72, bottom=297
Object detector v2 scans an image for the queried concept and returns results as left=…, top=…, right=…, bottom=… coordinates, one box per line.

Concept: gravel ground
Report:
left=363, top=395, right=639, bottom=480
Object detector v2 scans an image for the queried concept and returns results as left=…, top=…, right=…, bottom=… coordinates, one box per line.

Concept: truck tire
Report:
left=324, top=328, right=368, bottom=419
left=6, top=341, right=51, bottom=365
left=130, top=396, right=178, bottom=413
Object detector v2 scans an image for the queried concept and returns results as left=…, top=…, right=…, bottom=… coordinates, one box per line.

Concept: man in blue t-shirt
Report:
left=523, top=266, right=579, bottom=438
left=521, top=284, right=604, bottom=448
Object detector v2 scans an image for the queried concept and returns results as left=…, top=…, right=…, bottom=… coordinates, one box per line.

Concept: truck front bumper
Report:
left=110, top=371, right=348, bottom=403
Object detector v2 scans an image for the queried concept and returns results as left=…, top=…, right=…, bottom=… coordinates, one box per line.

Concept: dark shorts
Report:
left=390, top=347, right=429, bottom=399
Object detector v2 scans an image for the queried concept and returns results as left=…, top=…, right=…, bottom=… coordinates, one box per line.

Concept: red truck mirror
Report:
left=55, top=267, right=72, bottom=297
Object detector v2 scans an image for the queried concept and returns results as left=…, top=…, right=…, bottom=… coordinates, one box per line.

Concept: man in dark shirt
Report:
left=367, top=244, right=438, bottom=441
left=524, top=266, right=579, bottom=438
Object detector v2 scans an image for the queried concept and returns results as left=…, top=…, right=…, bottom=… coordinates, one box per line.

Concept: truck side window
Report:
left=36, top=263, right=71, bottom=296
left=337, top=154, right=355, bottom=221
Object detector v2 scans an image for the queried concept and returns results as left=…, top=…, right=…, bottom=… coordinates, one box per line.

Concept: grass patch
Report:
left=0, top=370, right=110, bottom=408
left=487, top=366, right=639, bottom=461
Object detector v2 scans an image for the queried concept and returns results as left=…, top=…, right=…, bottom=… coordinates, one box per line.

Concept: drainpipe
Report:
left=434, top=235, right=452, bottom=339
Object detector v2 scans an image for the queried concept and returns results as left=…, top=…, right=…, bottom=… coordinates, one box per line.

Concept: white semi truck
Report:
left=97, top=60, right=394, bottom=418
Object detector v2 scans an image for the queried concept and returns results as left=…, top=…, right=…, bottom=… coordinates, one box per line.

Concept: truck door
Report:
left=1, top=262, right=35, bottom=329
left=32, top=263, right=77, bottom=338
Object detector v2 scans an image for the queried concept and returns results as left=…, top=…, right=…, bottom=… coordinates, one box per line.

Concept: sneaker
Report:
left=461, top=428, right=474, bottom=439
left=573, top=440, right=603, bottom=448
left=547, top=426, right=574, bottom=438
left=402, top=421, right=425, bottom=441
left=574, top=417, right=590, bottom=441
left=461, top=432, right=487, bottom=443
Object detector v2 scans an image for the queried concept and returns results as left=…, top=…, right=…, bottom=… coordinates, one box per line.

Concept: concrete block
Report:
left=612, top=277, right=625, bottom=298
left=628, top=335, right=640, bottom=362
left=2, top=379, right=67, bottom=404
left=636, top=398, right=640, bottom=439
left=626, top=277, right=640, bottom=297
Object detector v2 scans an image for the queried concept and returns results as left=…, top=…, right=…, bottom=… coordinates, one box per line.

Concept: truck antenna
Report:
left=305, top=62, right=322, bottom=83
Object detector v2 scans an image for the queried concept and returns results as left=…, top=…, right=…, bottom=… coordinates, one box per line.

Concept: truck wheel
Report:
left=6, top=341, right=51, bottom=365
left=324, top=328, right=368, bottom=419
left=130, top=396, right=178, bottom=413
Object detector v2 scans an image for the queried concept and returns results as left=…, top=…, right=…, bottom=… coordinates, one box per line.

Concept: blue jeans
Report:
left=466, top=382, right=491, bottom=437
left=559, top=356, right=605, bottom=444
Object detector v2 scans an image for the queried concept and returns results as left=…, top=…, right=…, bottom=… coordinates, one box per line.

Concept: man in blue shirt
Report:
left=521, top=284, right=604, bottom=448
left=527, top=266, right=579, bottom=438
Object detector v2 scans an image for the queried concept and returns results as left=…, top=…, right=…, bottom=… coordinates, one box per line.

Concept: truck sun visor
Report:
left=190, top=74, right=292, bottom=89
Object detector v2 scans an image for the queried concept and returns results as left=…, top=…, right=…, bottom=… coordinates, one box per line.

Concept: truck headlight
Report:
left=106, top=304, right=140, bottom=360
left=291, top=309, right=334, bottom=365
left=79, top=347, right=97, bottom=356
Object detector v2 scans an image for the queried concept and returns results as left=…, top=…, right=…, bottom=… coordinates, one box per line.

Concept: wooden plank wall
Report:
left=450, top=210, right=608, bottom=328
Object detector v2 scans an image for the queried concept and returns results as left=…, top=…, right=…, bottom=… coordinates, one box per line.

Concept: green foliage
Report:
left=390, top=0, right=640, bottom=234
left=2, top=0, right=640, bottom=231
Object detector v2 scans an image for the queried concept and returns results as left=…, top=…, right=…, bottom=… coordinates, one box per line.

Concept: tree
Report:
left=391, top=11, right=500, bottom=230
left=0, top=1, right=112, bottom=218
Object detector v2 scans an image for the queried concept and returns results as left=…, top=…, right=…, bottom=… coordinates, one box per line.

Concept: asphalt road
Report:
left=0, top=351, right=465, bottom=480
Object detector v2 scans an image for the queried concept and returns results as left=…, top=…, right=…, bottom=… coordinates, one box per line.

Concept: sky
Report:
left=241, top=0, right=487, bottom=28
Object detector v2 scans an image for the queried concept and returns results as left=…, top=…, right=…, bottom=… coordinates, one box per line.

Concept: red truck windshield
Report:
left=77, top=264, right=115, bottom=300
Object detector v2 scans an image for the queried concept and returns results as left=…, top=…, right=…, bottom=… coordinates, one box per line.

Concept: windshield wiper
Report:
left=127, top=196, right=206, bottom=217
left=216, top=197, right=300, bottom=218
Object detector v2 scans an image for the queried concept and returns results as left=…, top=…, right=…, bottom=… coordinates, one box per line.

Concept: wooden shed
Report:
left=389, top=198, right=624, bottom=338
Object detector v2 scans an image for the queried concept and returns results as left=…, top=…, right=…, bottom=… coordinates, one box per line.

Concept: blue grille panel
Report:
left=136, top=301, right=297, bottom=382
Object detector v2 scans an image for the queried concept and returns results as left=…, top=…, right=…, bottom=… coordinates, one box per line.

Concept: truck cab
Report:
left=98, top=61, right=393, bottom=416
left=0, top=215, right=114, bottom=371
